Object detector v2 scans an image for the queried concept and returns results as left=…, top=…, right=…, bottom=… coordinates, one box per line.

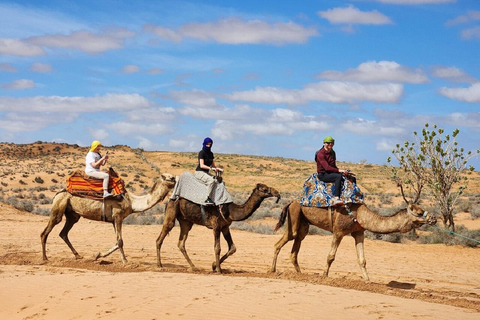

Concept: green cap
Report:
left=323, top=136, right=335, bottom=143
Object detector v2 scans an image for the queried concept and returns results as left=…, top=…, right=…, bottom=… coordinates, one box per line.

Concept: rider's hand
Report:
left=216, top=167, right=224, bottom=172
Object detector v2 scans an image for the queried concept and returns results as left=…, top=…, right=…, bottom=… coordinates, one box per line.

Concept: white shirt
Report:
left=85, top=151, right=101, bottom=173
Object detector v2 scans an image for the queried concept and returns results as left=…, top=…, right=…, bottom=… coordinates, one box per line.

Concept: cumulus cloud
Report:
left=169, top=89, right=222, bottom=109
left=431, top=66, right=476, bottom=83
left=30, top=62, right=53, bottom=73
left=228, top=82, right=404, bottom=105
left=0, top=38, right=45, bottom=56
left=341, top=118, right=405, bottom=136
left=439, top=83, right=480, bottom=103
left=0, top=93, right=151, bottom=112
left=144, top=17, right=319, bottom=45
left=373, top=0, right=456, bottom=4
left=0, top=63, right=18, bottom=72
left=2, top=79, right=35, bottom=89
left=461, top=26, right=480, bottom=40
left=317, top=61, right=429, bottom=84
left=446, top=10, right=480, bottom=26
left=106, top=122, right=173, bottom=135
left=318, top=5, right=393, bottom=25
left=0, top=112, right=76, bottom=132
left=27, top=29, right=135, bottom=54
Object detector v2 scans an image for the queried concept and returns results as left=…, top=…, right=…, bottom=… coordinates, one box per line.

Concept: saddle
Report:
left=66, top=167, right=126, bottom=200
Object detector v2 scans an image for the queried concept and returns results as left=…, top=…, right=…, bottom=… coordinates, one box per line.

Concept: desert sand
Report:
left=0, top=202, right=479, bottom=320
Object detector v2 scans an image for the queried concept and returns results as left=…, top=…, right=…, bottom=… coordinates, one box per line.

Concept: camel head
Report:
left=254, top=183, right=281, bottom=203
left=160, top=173, right=176, bottom=189
left=407, top=204, right=437, bottom=227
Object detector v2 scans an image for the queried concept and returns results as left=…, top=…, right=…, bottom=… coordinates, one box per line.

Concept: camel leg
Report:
left=212, top=227, right=236, bottom=271
left=58, top=210, right=82, bottom=259
left=352, top=231, right=369, bottom=281
left=40, top=209, right=64, bottom=261
left=324, top=233, right=344, bottom=277
left=177, top=219, right=198, bottom=271
left=155, top=217, right=176, bottom=268
left=212, top=227, right=222, bottom=273
left=270, top=220, right=295, bottom=273
left=290, top=220, right=309, bottom=273
left=94, top=217, right=127, bottom=264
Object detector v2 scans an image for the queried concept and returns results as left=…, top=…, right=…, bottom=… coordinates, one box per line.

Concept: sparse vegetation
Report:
left=0, top=141, right=479, bottom=247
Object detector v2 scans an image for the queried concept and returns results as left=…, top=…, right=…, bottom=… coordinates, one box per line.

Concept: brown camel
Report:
left=270, top=201, right=437, bottom=281
left=156, top=183, right=281, bottom=273
left=41, top=173, right=175, bottom=263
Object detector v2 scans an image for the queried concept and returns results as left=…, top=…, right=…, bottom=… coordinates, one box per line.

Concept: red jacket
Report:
left=316, top=147, right=339, bottom=173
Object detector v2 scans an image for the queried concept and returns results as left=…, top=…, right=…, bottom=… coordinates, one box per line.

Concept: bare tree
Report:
left=388, top=124, right=479, bottom=230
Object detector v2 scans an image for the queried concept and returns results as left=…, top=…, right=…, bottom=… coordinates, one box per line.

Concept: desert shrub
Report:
left=34, top=177, right=44, bottom=184
left=308, top=226, right=331, bottom=235
left=19, top=180, right=27, bottom=185
left=231, top=221, right=274, bottom=234
left=33, top=207, right=51, bottom=216
left=365, top=231, right=404, bottom=243
left=51, top=178, right=58, bottom=184
left=124, top=213, right=164, bottom=225
left=418, top=225, right=480, bottom=247
left=470, top=206, right=480, bottom=219
left=5, top=196, right=34, bottom=212
left=33, top=186, right=48, bottom=192
left=1, top=182, right=7, bottom=187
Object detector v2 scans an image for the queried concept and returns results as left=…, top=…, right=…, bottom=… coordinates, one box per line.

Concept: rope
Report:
left=430, top=224, right=480, bottom=245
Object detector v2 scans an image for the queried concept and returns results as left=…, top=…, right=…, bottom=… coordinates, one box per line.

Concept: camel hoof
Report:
left=94, top=252, right=101, bottom=261
left=75, top=255, right=83, bottom=260
left=189, top=266, right=201, bottom=272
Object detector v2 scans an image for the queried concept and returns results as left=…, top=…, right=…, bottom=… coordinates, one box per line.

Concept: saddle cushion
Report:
left=299, top=173, right=364, bottom=207
left=170, top=171, right=233, bottom=205
left=66, top=168, right=126, bottom=200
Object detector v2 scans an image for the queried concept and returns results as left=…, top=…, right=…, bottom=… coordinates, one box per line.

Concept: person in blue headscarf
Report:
left=194, top=137, right=223, bottom=205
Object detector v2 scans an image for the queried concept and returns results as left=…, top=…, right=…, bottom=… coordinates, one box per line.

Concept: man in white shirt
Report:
left=85, top=140, right=113, bottom=198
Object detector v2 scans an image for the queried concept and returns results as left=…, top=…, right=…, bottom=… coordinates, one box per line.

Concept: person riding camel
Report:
left=85, top=140, right=113, bottom=198
left=193, top=137, right=223, bottom=206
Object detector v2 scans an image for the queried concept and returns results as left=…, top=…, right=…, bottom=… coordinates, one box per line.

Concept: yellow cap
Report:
left=90, top=140, right=101, bottom=152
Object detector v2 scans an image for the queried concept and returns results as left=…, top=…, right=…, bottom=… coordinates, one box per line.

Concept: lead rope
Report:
left=430, top=224, right=480, bottom=245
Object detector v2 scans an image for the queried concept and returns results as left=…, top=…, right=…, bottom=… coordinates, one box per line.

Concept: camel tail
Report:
left=274, top=202, right=291, bottom=232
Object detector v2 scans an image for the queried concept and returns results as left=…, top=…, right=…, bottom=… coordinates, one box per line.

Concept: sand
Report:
left=1, top=203, right=479, bottom=320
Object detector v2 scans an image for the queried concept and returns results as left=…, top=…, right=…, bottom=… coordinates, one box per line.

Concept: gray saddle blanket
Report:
left=170, top=171, right=233, bottom=205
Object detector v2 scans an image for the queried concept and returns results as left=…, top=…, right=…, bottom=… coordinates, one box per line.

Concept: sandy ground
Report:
left=1, top=203, right=479, bottom=320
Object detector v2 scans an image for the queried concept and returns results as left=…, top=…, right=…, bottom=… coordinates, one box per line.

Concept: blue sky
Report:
left=0, top=0, right=479, bottom=169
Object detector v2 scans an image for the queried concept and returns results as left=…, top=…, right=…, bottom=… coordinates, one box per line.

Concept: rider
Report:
left=194, top=137, right=223, bottom=205
left=85, top=140, right=113, bottom=198
left=315, top=135, right=355, bottom=206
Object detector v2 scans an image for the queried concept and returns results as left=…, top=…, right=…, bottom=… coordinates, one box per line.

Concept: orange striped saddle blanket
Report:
left=66, top=168, right=126, bottom=200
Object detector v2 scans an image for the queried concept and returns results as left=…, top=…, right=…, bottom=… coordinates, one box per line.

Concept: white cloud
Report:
left=0, top=112, right=76, bottom=132
left=0, top=38, right=45, bottom=56
left=431, top=66, right=476, bottom=83
left=445, top=112, right=480, bottom=128
left=88, top=128, right=109, bottom=141
left=106, top=122, right=173, bottom=135
left=0, top=93, right=151, bottom=112
left=341, top=118, right=405, bottom=136
left=318, top=5, right=393, bottom=25
left=228, top=81, right=404, bottom=105
left=121, top=64, right=140, bottom=74
left=0, top=63, right=18, bottom=72
left=439, top=83, right=480, bottom=103
left=145, top=17, right=319, bottom=45
left=317, top=61, right=428, bottom=84
left=30, top=62, right=53, bottom=73
left=446, top=10, right=480, bottom=26
left=27, top=29, right=134, bottom=54
left=169, top=89, right=222, bottom=109
left=373, top=0, right=456, bottom=4
left=376, top=138, right=395, bottom=152
left=461, top=26, right=480, bottom=40
left=2, top=79, right=35, bottom=89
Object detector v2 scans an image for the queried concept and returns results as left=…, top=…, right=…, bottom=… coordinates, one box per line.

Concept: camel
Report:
left=156, top=183, right=281, bottom=273
left=270, top=201, right=437, bottom=281
left=41, top=173, right=176, bottom=263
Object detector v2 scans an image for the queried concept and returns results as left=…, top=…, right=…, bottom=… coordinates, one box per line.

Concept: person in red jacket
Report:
left=315, top=136, right=354, bottom=206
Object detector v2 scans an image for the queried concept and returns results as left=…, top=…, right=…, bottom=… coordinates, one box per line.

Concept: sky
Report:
left=0, top=0, right=479, bottom=169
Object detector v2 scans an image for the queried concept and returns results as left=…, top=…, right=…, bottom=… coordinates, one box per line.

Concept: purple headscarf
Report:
left=202, top=137, right=213, bottom=152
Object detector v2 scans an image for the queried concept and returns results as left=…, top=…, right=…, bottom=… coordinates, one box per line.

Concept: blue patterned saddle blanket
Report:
left=299, top=173, right=364, bottom=207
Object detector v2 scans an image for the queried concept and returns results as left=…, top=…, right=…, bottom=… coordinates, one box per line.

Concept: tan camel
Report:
left=41, top=174, right=176, bottom=263
left=270, top=201, right=437, bottom=281
left=156, top=183, right=281, bottom=273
